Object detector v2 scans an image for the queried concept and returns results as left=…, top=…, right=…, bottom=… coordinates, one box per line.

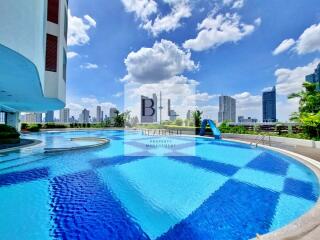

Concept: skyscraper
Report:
left=45, top=111, right=54, bottom=123
left=79, top=109, right=90, bottom=123
left=262, top=86, right=277, bottom=122
left=96, top=106, right=103, bottom=122
left=59, top=108, right=70, bottom=123
left=218, top=96, right=236, bottom=123
left=305, top=63, right=320, bottom=91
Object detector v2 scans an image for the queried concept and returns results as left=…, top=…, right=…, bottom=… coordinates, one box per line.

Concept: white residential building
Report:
left=218, top=96, right=236, bottom=123
left=59, top=108, right=70, bottom=123
left=0, top=0, right=68, bottom=129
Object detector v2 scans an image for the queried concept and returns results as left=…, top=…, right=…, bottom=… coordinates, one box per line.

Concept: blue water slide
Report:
left=199, top=119, right=221, bottom=139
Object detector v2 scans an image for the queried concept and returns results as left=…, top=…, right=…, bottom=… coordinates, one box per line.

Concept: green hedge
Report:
left=0, top=124, right=20, bottom=139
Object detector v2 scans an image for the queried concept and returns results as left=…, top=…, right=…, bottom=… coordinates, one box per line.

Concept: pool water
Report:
left=0, top=130, right=318, bottom=240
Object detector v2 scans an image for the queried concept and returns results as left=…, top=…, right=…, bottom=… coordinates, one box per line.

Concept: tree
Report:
left=192, top=110, right=203, bottom=127
left=175, top=118, right=183, bottom=126
left=288, top=82, right=320, bottom=139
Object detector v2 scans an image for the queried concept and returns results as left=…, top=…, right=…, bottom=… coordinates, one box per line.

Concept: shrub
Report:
left=0, top=124, right=20, bottom=139
left=26, top=124, right=41, bottom=132
left=43, top=123, right=67, bottom=129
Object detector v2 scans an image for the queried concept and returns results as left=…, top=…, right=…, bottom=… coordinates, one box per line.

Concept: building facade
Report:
left=59, top=108, right=70, bottom=123
left=218, top=96, right=236, bottom=123
left=45, top=111, right=54, bottom=123
left=262, top=86, right=277, bottom=122
left=79, top=109, right=90, bottom=123
left=0, top=0, right=68, bottom=129
left=96, top=106, right=103, bottom=122
left=305, top=63, right=320, bottom=91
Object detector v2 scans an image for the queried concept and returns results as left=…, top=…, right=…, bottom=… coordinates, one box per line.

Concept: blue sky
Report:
left=66, top=0, right=320, bottom=121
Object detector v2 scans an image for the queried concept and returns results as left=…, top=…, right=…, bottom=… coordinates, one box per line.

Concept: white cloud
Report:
left=121, top=0, right=157, bottom=21
left=84, top=15, right=97, bottom=27
left=67, top=51, right=79, bottom=59
left=223, top=0, right=245, bottom=9
left=143, top=1, right=192, bottom=36
left=68, top=10, right=96, bottom=46
left=122, top=39, right=198, bottom=83
left=296, top=23, right=320, bottom=54
left=183, top=13, right=258, bottom=51
left=80, top=63, right=99, bottom=69
left=254, top=17, right=262, bottom=26
left=67, top=98, right=117, bottom=118
left=113, top=92, right=123, bottom=98
left=232, top=91, right=262, bottom=119
left=121, top=0, right=191, bottom=36
left=273, top=23, right=320, bottom=56
left=274, top=59, right=319, bottom=95
left=272, top=38, right=296, bottom=55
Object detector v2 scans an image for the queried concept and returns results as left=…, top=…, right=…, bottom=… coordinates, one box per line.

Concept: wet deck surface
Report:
left=225, top=137, right=320, bottom=162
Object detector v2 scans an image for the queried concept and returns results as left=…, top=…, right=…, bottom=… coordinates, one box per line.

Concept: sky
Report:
left=65, top=0, right=320, bottom=122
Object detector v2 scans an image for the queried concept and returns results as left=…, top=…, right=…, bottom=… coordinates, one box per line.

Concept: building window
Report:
left=64, top=7, right=68, bottom=42
left=46, top=34, right=58, bottom=72
left=63, top=48, right=67, bottom=81
left=47, top=0, right=59, bottom=24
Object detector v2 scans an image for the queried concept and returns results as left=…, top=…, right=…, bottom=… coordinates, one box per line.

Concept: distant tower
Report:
left=218, top=96, right=236, bottom=123
left=262, top=86, right=276, bottom=122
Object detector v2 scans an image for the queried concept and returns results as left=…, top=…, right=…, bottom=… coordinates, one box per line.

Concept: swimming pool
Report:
left=0, top=130, right=319, bottom=239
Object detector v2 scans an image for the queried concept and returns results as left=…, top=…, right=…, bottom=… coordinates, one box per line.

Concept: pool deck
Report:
left=224, top=136, right=320, bottom=162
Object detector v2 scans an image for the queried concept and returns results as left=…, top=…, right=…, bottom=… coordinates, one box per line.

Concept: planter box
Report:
left=0, top=138, right=20, bottom=144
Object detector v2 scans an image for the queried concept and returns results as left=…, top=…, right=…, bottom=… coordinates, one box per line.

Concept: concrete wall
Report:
left=222, top=133, right=320, bottom=149
left=0, top=0, right=47, bottom=88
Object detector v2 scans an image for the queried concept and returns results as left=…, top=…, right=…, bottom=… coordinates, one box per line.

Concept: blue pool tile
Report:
left=160, top=180, right=279, bottom=240
left=246, top=152, right=289, bottom=176
left=0, top=167, right=49, bottom=187
left=233, top=168, right=285, bottom=192
left=90, top=155, right=147, bottom=168
left=270, top=193, right=315, bottom=231
left=50, top=170, right=149, bottom=240
left=286, top=163, right=318, bottom=182
left=170, top=156, right=239, bottom=176
left=283, top=178, right=318, bottom=201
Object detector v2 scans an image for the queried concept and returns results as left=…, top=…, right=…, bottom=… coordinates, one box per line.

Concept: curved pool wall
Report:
left=0, top=130, right=319, bottom=240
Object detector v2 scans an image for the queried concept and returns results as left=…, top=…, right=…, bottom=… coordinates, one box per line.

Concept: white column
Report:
left=6, top=112, right=21, bottom=131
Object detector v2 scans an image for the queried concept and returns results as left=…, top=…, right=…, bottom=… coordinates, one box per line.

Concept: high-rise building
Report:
left=59, top=108, right=70, bottom=123
left=25, top=113, right=42, bottom=123
left=45, top=111, right=54, bottom=123
left=262, top=86, right=277, bottom=122
left=141, top=94, right=157, bottom=123
left=79, top=109, right=90, bottom=123
left=305, top=63, right=320, bottom=91
left=0, top=0, right=68, bottom=129
left=218, top=96, right=236, bottom=123
left=96, top=106, right=103, bottom=122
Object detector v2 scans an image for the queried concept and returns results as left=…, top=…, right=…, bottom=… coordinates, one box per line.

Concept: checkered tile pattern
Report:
left=0, top=131, right=318, bottom=240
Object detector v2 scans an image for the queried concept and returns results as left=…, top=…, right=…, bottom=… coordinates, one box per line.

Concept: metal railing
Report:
left=250, top=135, right=271, bottom=147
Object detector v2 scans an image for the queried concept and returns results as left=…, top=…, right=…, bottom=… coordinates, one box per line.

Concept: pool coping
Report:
left=223, top=138, right=320, bottom=240
left=44, top=137, right=110, bottom=153
left=0, top=139, right=42, bottom=154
